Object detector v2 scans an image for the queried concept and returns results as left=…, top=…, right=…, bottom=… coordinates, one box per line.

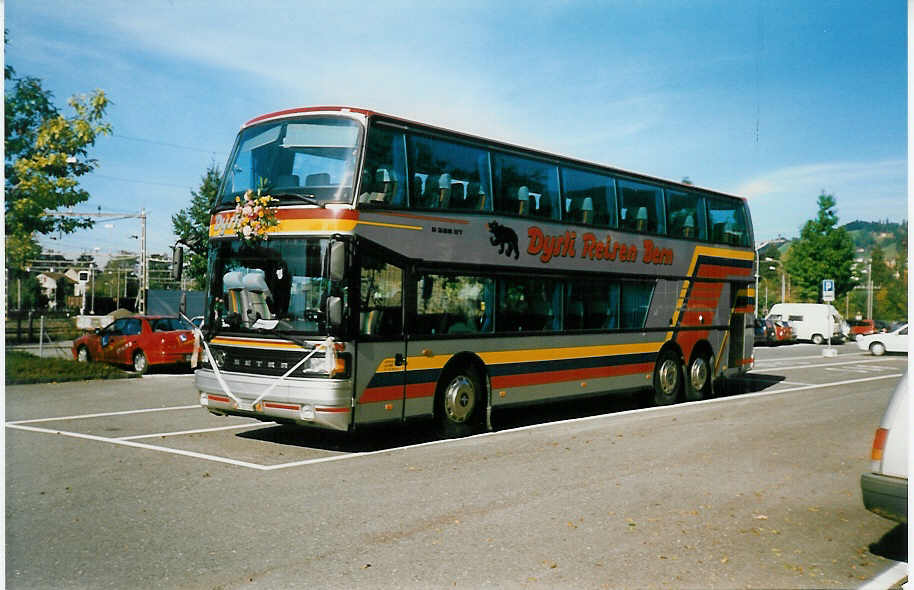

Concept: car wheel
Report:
left=76, top=346, right=90, bottom=363
left=869, top=342, right=886, bottom=356
left=133, top=350, right=149, bottom=374
left=651, top=349, right=682, bottom=406
left=685, top=353, right=712, bottom=402
left=436, top=364, right=484, bottom=437
left=811, top=334, right=825, bottom=345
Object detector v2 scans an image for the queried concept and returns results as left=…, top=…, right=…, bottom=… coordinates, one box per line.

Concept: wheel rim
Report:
left=134, top=353, right=147, bottom=372
left=658, top=359, right=679, bottom=395
left=443, top=375, right=475, bottom=423
left=871, top=343, right=885, bottom=356
left=689, top=357, right=709, bottom=392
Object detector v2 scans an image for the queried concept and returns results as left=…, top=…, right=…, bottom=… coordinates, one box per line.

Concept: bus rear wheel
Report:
left=685, top=353, right=711, bottom=402
left=651, top=349, right=682, bottom=406
left=436, top=364, right=484, bottom=437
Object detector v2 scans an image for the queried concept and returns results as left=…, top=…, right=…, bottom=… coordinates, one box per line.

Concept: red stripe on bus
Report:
left=316, top=406, right=351, bottom=413
left=359, top=385, right=404, bottom=403
left=208, top=394, right=232, bottom=404
left=490, top=362, right=653, bottom=389
left=406, top=383, right=436, bottom=399
left=697, top=264, right=753, bottom=279
left=263, top=402, right=300, bottom=411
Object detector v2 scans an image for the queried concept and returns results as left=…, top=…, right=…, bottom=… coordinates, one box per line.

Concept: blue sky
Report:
left=5, top=0, right=907, bottom=262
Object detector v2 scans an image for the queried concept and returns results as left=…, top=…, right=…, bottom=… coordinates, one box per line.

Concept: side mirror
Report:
left=327, top=296, right=343, bottom=327
left=329, top=241, right=346, bottom=282
left=172, top=246, right=184, bottom=281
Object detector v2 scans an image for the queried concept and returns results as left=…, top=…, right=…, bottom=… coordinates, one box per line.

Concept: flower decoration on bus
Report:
left=230, top=188, right=279, bottom=243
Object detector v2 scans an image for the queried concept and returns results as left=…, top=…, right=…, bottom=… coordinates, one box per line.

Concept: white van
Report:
left=766, top=303, right=844, bottom=344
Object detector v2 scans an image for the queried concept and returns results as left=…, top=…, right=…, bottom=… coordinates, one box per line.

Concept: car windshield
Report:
left=217, top=116, right=362, bottom=207
left=206, top=238, right=333, bottom=335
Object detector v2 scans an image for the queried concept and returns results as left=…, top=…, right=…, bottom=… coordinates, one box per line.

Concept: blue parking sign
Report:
left=822, top=279, right=835, bottom=301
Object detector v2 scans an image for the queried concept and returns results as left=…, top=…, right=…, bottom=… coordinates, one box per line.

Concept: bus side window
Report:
left=359, top=253, right=403, bottom=337
left=707, top=196, right=750, bottom=246
left=621, top=282, right=654, bottom=329
left=492, top=152, right=560, bottom=220
left=560, top=167, right=617, bottom=227
left=618, top=180, right=665, bottom=235
left=498, top=278, right=562, bottom=332
left=359, top=125, right=406, bottom=208
left=665, top=189, right=706, bottom=240
left=407, top=134, right=491, bottom=211
left=415, top=274, right=494, bottom=335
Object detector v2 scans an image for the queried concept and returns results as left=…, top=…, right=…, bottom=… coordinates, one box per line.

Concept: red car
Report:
left=72, top=316, right=195, bottom=374
left=848, top=319, right=876, bottom=341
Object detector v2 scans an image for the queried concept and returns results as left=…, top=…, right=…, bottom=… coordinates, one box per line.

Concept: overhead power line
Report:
left=112, top=133, right=225, bottom=156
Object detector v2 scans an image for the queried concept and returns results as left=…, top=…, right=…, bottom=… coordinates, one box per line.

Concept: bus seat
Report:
left=411, top=174, right=424, bottom=206
left=437, top=173, right=452, bottom=208
left=517, top=186, right=530, bottom=215
left=450, top=181, right=465, bottom=206
left=465, top=182, right=480, bottom=209
left=635, top=207, right=648, bottom=232
left=222, top=271, right=249, bottom=317
left=243, top=271, right=273, bottom=321
left=682, top=215, right=696, bottom=238
left=305, top=173, right=331, bottom=186
left=580, top=197, right=594, bottom=224
left=712, top=222, right=726, bottom=242
left=423, top=174, right=440, bottom=208
left=275, top=174, right=300, bottom=188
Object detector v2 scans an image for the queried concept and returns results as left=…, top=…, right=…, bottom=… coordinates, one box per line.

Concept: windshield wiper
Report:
left=270, top=192, right=324, bottom=208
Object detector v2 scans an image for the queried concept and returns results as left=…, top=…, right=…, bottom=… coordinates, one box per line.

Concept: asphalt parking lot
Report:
left=6, top=341, right=908, bottom=589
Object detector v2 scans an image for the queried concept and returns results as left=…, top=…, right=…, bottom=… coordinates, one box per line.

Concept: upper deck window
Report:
left=665, top=189, right=707, bottom=240
left=707, top=196, right=750, bottom=247
left=493, top=153, right=560, bottom=220
left=618, top=180, right=665, bottom=235
left=407, top=135, right=492, bottom=211
left=560, top=167, right=617, bottom=227
left=358, top=126, right=407, bottom=208
left=218, top=117, right=361, bottom=207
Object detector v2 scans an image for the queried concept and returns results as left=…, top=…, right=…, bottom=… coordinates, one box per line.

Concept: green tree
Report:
left=783, top=192, right=855, bottom=302
left=5, top=62, right=111, bottom=269
left=171, top=163, right=222, bottom=289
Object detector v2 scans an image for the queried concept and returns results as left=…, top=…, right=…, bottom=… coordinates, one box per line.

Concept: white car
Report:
left=855, top=324, right=908, bottom=356
left=861, top=373, right=908, bottom=523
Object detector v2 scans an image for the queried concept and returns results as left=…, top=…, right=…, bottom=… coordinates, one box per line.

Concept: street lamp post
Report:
left=764, top=257, right=786, bottom=304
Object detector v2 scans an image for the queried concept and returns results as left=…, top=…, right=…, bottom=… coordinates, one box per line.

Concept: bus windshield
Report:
left=217, top=116, right=362, bottom=206
left=207, top=238, right=333, bottom=335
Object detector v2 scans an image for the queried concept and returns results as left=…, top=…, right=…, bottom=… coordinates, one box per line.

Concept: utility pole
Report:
left=866, top=258, right=874, bottom=320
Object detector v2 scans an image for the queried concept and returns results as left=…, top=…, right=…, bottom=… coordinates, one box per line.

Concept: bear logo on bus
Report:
left=487, top=221, right=519, bottom=259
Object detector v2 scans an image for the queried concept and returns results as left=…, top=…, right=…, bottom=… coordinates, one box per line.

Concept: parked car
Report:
left=767, top=303, right=844, bottom=344
left=754, top=318, right=775, bottom=345
left=856, top=324, right=909, bottom=356
left=72, top=315, right=195, bottom=374
left=771, top=319, right=796, bottom=344
left=847, top=319, right=876, bottom=341
left=861, top=373, right=908, bottom=524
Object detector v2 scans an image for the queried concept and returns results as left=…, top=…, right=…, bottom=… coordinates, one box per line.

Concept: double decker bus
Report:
left=193, top=106, right=755, bottom=436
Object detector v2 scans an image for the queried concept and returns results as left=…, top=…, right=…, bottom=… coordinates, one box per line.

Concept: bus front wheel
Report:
left=651, top=349, right=682, bottom=406
left=436, top=364, right=484, bottom=437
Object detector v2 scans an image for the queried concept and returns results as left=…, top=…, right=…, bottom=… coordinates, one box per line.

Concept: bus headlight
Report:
left=300, top=354, right=350, bottom=378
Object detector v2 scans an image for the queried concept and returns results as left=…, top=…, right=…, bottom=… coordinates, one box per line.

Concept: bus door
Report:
left=354, top=255, right=407, bottom=424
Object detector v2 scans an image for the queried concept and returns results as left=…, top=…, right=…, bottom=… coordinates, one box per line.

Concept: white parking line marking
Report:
left=117, top=422, right=274, bottom=440
left=857, top=560, right=908, bottom=590
left=755, top=351, right=867, bottom=362
left=756, top=357, right=903, bottom=372
left=5, top=372, right=904, bottom=471
left=5, top=422, right=271, bottom=470
left=6, top=405, right=199, bottom=425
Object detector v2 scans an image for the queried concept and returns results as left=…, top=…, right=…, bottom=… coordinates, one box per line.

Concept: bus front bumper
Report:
left=195, top=368, right=353, bottom=431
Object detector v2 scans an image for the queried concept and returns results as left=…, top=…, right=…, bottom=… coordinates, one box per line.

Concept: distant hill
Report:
left=758, top=219, right=907, bottom=263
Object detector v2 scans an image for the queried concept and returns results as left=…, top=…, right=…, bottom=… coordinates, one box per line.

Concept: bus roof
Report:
left=242, top=106, right=748, bottom=204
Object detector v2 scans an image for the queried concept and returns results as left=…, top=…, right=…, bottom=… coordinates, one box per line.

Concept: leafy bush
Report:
left=5, top=350, right=137, bottom=385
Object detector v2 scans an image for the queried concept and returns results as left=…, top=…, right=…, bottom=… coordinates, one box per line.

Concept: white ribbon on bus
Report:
left=184, top=314, right=335, bottom=412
